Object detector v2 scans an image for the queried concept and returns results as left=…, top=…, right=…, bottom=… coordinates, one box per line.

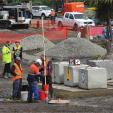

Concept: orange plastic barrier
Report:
left=30, top=19, right=40, bottom=28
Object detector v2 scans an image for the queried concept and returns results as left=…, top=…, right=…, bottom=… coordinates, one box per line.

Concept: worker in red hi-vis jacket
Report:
left=27, top=59, right=42, bottom=103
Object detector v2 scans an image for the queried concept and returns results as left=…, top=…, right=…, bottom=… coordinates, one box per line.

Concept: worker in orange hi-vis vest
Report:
left=11, top=57, right=23, bottom=100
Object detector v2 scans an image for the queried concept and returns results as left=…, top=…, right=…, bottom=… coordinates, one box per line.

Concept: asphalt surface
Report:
left=0, top=96, right=113, bottom=113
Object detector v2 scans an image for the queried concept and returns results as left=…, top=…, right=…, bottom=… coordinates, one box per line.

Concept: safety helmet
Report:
left=35, top=59, right=42, bottom=65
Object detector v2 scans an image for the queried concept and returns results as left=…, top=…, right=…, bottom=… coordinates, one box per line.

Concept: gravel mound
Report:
left=45, top=38, right=107, bottom=60
left=20, top=34, right=55, bottom=50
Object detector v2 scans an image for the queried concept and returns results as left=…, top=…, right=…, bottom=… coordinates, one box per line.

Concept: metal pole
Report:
left=41, top=17, right=46, bottom=85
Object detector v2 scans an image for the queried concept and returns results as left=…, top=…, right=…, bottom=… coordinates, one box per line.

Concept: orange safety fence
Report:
left=0, top=19, right=68, bottom=44
left=0, top=27, right=68, bottom=43
left=30, top=19, right=57, bottom=29
left=30, top=19, right=68, bottom=41
left=43, top=27, right=68, bottom=41
left=79, top=26, right=104, bottom=38
left=0, top=33, right=32, bottom=44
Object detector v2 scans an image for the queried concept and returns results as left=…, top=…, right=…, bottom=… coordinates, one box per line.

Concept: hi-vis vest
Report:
left=12, top=63, right=23, bottom=81
left=2, top=46, right=12, bottom=63
left=14, top=45, right=22, bottom=57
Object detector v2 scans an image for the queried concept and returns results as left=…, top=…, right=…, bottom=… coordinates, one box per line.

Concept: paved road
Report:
left=0, top=96, right=113, bottom=113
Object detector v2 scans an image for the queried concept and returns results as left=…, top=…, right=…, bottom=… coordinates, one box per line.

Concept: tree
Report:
left=91, top=0, right=113, bottom=53
left=0, top=0, right=8, bottom=4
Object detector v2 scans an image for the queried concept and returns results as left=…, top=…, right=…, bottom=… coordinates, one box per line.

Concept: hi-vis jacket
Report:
left=2, top=45, right=12, bottom=63
left=13, top=45, right=22, bottom=58
left=12, top=63, right=23, bottom=81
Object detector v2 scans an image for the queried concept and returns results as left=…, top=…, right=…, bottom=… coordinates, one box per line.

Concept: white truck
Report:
left=56, top=12, right=95, bottom=30
left=0, top=5, right=32, bottom=28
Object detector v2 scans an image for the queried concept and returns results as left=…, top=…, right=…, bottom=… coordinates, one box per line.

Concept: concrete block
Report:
left=87, top=60, right=113, bottom=79
left=64, top=64, right=89, bottom=87
left=79, top=67, right=107, bottom=89
left=52, top=62, right=69, bottom=84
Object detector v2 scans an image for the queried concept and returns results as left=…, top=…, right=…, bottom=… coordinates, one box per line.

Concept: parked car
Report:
left=56, top=12, right=95, bottom=31
left=32, top=5, right=52, bottom=19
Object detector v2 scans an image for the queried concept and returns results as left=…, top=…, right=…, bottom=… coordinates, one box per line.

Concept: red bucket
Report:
left=43, top=84, right=49, bottom=91
left=39, top=90, right=47, bottom=101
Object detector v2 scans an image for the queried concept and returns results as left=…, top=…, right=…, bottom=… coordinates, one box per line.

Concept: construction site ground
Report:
left=0, top=27, right=113, bottom=113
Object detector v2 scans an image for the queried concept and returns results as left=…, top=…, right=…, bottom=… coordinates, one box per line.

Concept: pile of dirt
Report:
left=44, top=38, right=107, bottom=60
left=20, top=34, right=55, bottom=50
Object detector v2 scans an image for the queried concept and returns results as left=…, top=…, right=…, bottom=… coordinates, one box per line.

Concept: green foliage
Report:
left=5, top=0, right=52, bottom=6
left=96, top=1, right=113, bottom=22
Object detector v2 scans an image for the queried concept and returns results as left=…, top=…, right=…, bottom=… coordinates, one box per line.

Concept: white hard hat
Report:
left=35, top=59, right=42, bottom=65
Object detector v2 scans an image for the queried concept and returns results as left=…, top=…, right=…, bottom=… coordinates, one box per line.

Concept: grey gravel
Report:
left=20, top=34, right=55, bottom=50
left=45, top=38, right=107, bottom=60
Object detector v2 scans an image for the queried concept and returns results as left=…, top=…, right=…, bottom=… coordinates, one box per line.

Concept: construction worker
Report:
left=27, top=59, right=42, bottom=103
left=1, top=41, right=12, bottom=78
left=50, top=9, right=56, bottom=28
left=12, top=41, right=23, bottom=61
left=40, top=55, right=53, bottom=99
left=11, top=57, right=23, bottom=100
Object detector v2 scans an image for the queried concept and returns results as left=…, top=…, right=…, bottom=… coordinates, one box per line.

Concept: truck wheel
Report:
left=4, top=21, right=11, bottom=29
left=25, top=24, right=29, bottom=29
left=41, top=14, right=46, bottom=19
left=28, top=21, right=31, bottom=28
left=73, top=24, right=78, bottom=31
left=58, top=21, right=63, bottom=27
left=31, top=14, right=34, bottom=19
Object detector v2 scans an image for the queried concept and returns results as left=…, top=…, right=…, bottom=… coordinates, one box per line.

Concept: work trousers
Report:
left=27, top=81, right=39, bottom=102
left=12, top=78, right=22, bottom=99
left=3, top=63, right=11, bottom=77
left=42, top=75, right=53, bottom=99
left=50, top=16, right=55, bottom=25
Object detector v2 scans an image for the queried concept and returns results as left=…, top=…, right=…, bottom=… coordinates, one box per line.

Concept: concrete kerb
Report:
left=53, top=84, right=113, bottom=99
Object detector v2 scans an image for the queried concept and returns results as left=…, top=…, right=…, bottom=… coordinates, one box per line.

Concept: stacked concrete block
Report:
left=52, top=62, right=69, bottom=84
left=87, top=60, right=113, bottom=79
left=64, top=64, right=89, bottom=87
left=79, top=67, right=107, bottom=89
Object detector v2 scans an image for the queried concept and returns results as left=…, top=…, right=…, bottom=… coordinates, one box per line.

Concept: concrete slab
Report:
left=87, top=60, right=113, bottom=79
left=64, top=64, right=89, bottom=87
left=79, top=67, right=107, bottom=89
left=52, top=62, right=69, bottom=84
